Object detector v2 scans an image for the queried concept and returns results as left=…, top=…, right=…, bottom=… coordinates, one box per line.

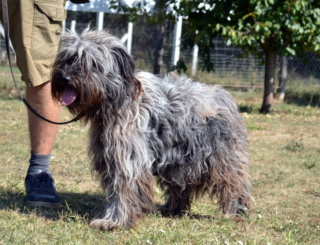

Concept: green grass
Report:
left=0, top=69, right=320, bottom=244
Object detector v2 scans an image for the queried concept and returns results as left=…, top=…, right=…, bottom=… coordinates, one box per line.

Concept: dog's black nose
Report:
left=61, top=75, right=71, bottom=84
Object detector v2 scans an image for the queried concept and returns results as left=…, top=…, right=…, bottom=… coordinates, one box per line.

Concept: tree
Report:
left=111, top=0, right=175, bottom=74
left=174, top=0, right=320, bottom=113
left=150, top=1, right=171, bottom=74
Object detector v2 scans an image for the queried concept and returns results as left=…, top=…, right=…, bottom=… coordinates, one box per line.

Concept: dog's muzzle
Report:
left=53, top=72, right=78, bottom=106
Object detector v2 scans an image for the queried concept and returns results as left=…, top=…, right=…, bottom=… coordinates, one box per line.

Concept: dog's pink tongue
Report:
left=61, top=89, right=77, bottom=106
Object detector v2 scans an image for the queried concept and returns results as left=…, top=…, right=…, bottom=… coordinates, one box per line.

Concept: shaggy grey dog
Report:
left=51, top=29, right=252, bottom=231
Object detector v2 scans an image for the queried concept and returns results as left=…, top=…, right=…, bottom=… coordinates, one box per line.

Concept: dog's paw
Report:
left=225, top=213, right=246, bottom=222
left=90, top=219, right=119, bottom=231
left=158, top=205, right=186, bottom=218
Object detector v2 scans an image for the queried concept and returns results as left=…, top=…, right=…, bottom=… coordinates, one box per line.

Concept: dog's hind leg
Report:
left=208, top=157, right=252, bottom=218
left=204, top=112, right=252, bottom=218
left=159, top=184, right=192, bottom=217
left=90, top=173, right=154, bottom=230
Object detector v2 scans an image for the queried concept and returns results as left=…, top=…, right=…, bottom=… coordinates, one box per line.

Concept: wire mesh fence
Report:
left=1, top=14, right=320, bottom=88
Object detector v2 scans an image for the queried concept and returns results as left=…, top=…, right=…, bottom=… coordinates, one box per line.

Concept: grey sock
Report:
left=27, top=151, right=51, bottom=174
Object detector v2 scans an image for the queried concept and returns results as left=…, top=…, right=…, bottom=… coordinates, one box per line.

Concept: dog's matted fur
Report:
left=51, top=28, right=252, bottom=230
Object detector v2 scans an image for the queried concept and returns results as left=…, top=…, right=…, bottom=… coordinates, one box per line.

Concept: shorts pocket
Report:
left=34, top=1, right=66, bottom=22
left=31, top=1, right=65, bottom=66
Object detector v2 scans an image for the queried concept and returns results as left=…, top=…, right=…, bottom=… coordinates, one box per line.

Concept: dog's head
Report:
left=51, top=28, right=142, bottom=122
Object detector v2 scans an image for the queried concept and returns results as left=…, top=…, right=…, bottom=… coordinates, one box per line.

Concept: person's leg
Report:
left=9, top=0, right=66, bottom=207
left=26, top=81, right=60, bottom=155
left=1, top=0, right=66, bottom=207
left=24, top=82, right=62, bottom=207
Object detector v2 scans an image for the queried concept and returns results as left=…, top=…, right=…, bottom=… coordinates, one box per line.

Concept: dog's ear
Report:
left=111, top=47, right=142, bottom=100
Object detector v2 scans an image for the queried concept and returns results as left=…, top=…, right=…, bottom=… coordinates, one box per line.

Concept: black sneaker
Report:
left=25, top=170, right=61, bottom=208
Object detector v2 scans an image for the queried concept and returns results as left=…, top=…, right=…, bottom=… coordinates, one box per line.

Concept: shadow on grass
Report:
left=154, top=204, right=216, bottom=221
left=285, top=88, right=320, bottom=107
left=0, top=187, right=217, bottom=223
left=285, top=95, right=320, bottom=107
left=185, top=213, right=216, bottom=221
left=238, top=97, right=319, bottom=116
left=0, top=187, right=104, bottom=221
left=239, top=105, right=256, bottom=113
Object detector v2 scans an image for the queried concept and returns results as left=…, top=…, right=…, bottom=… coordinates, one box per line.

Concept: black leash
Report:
left=1, top=0, right=81, bottom=125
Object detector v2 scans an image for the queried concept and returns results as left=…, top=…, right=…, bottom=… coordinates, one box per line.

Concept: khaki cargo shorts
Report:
left=0, top=0, right=66, bottom=87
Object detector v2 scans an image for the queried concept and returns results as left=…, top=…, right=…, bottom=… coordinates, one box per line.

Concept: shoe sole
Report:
left=25, top=200, right=61, bottom=208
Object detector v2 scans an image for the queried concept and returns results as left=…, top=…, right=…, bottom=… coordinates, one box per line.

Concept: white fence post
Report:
left=171, top=16, right=183, bottom=68
left=127, top=22, right=133, bottom=54
left=62, top=20, right=66, bottom=33
left=192, top=44, right=199, bottom=76
left=96, top=12, right=104, bottom=30
left=70, top=20, right=76, bottom=32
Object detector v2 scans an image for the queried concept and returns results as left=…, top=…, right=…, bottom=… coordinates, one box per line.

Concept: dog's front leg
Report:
left=90, top=171, right=154, bottom=231
left=90, top=193, right=126, bottom=231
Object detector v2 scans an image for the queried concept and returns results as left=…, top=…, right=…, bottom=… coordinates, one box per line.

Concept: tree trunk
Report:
left=276, top=56, right=288, bottom=101
left=152, top=0, right=168, bottom=75
left=153, top=21, right=167, bottom=74
left=260, top=50, right=277, bottom=113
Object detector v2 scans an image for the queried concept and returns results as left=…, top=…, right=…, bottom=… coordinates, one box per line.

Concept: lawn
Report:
left=0, top=71, right=319, bottom=244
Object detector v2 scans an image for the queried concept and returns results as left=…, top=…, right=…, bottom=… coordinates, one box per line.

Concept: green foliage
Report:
left=173, top=0, right=320, bottom=113
left=221, top=0, right=320, bottom=56
left=174, top=0, right=320, bottom=71
left=173, top=59, right=188, bottom=73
